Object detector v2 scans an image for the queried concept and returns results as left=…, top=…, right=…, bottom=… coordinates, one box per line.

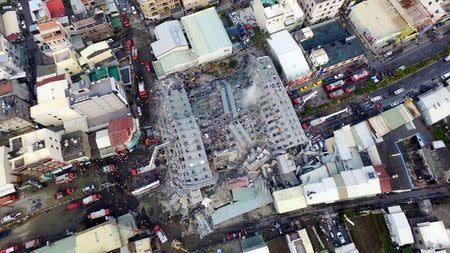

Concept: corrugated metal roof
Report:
left=382, top=104, right=414, bottom=130
left=34, top=236, right=76, bottom=253
left=334, top=128, right=352, bottom=160
left=416, top=86, right=450, bottom=125
left=181, top=8, right=232, bottom=59
left=351, top=121, right=375, bottom=150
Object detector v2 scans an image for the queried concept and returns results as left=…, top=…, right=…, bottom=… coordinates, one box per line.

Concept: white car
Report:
left=131, top=6, right=137, bottom=15
left=82, top=185, right=95, bottom=192
left=393, top=88, right=405, bottom=95
left=370, top=96, right=382, bottom=102
left=121, top=3, right=127, bottom=11
left=334, top=73, right=344, bottom=79
left=17, top=3, right=22, bottom=10
left=20, top=20, right=26, bottom=29
left=337, top=232, right=345, bottom=244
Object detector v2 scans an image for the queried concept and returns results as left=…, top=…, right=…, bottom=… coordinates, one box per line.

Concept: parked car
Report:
left=131, top=6, right=137, bottom=15
left=102, top=164, right=117, bottom=173
left=431, top=36, right=441, bottom=42
left=121, top=3, right=127, bottom=11
left=334, top=73, right=344, bottom=79
left=145, top=61, right=151, bottom=72
left=126, top=40, right=133, bottom=50
left=1, top=213, right=21, bottom=224
left=393, top=88, right=405, bottom=95
left=82, top=185, right=95, bottom=192
left=0, top=230, right=11, bottom=239
left=312, top=80, right=323, bottom=87
left=54, top=188, right=74, bottom=200
left=370, top=96, right=382, bottom=102
left=17, top=3, right=22, bottom=10
left=66, top=202, right=81, bottom=210
left=337, top=232, right=345, bottom=244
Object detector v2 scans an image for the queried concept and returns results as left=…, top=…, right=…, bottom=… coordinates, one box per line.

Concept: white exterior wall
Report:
left=298, top=0, right=345, bottom=24
left=252, top=0, right=304, bottom=34
left=196, top=46, right=232, bottom=65
left=0, top=35, right=25, bottom=81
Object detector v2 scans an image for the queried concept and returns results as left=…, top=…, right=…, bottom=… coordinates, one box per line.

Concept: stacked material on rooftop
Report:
left=276, top=153, right=297, bottom=175
left=386, top=205, right=414, bottom=246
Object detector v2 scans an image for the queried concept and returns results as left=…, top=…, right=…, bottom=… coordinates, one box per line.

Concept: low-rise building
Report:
left=251, top=0, right=304, bottom=34
left=349, top=0, right=436, bottom=48
left=53, top=48, right=84, bottom=76
left=182, top=0, right=218, bottom=12
left=247, top=56, right=308, bottom=150
left=73, top=11, right=114, bottom=43
left=107, top=116, right=140, bottom=151
left=46, top=0, right=66, bottom=18
left=79, top=41, right=117, bottom=68
left=0, top=11, right=23, bottom=42
left=272, top=186, right=307, bottom=214
left=415, top=86, right=450, bottom=126
left=283, top=229, right=314, bottom=253
left=35, top=20, right=71, bottom=56
left=8, top=128, right=65, bottom=175
left=241, top=234, right=270, bottom=253
left=29, top=0, right=51, bottom=23
left=0, top=146, right=17, bottom=198
left=413, top=221, right=450, bottom=250
left=298, top=0, right=345, bottom=24
left=31, top=75, right=129, bottom=133
left=61, top=130, right=91, bottom=162
left=0, top=80, right=32, bottom=132
left=137, top=0, right=181, bottom=20
left=385, top=205, right=414, bottom=246
left=300, top=20, right=365, bottom=72
left=0, top=34, right=26, bottom=81
left=181, top=8, right=232, bottom=64
left=266, top=30, right=312, bottom=85
left=33, top=213, right=139, bottom=253
left=151, top=20, right=196, bottom=78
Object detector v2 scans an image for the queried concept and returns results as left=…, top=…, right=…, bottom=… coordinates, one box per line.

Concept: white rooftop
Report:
left=415, top=221, right=450, bottom=249
left=386, top=205, right=414, bottom=246
left=415, top=86, right=450, bottom=126
left=303, top=177, right=339, bottom=205
left=266, top=30, right=311, bottom=81
left=151, top=20, right=188, bottom=59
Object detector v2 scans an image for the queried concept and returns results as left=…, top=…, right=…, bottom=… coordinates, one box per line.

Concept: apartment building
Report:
left=35, top=20, right=71, bottom=56
left=72, top=11, right=114, bottom=43
left=8, top=128, right=65, bottom=174
left=79, top=41, right=117, bottom=68
left=138, top=0, right=181, bottom=19
left=0, top=80, right=33, bottom=132
left=247, top=56, right=308, bottom=151
left=31, top=75, right=129, bottom=132
left=28, top=0, right=51, bottom=23
left=53, top=48, right=83, bottom=76
left=252, top=0, right=305, bottom=34
left=182, top=0, right=218, bottom=12
left=163, top=88, right=216, bottom=190
left=0, top=34, right=26, bottom=81
left=298, top=0, right=345, bottom=24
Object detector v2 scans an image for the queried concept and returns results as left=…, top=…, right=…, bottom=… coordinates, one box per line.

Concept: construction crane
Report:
left=309, top=107, right=349, bottom=127
left=171, top=239, right=189, bottom=253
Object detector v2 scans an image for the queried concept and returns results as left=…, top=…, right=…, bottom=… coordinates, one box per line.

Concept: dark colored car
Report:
left=0, top=230, right=11, bottom=239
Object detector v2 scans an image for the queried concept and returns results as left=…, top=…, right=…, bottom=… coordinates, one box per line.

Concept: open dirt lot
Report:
left=345, top=213, right=394, bottom=253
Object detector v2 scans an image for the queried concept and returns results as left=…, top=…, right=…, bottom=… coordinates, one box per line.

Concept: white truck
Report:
left=82, top=194, right=100, bottom=206
left=55, top=172, right=76, bottom=184
left=87, top=209, right=110, bottom=219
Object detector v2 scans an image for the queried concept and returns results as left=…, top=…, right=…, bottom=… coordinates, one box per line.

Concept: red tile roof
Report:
left=108, top=117, right=134, bottom=147
left=0, top=81, right=13, bottom=95
left=373, top=165, right=392, bottom=193
left=46, top=0, right=65, bottom=18
left=226, top=177, right=249, bottom=190
left=35, top=74, right=66, bottom=88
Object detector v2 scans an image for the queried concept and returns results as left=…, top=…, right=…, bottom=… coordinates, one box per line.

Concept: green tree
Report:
left=250, top=28, right=270, bottom=50
left=228, top=59, right=238, bottom=68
